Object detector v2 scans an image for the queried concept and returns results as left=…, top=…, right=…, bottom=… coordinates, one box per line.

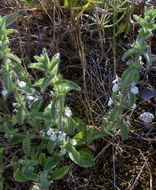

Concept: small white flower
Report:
left=47, top=102, right=52, bottom=109
left=58, top=132, right=66, bottom=141
left=31, top=185, right=41, bottom=190
left=49, top=180, right=53, bottom=185
left=131, top=103, right=137, bottom=109
left=2, top=88, right=8, bottom=97
left=60, top=147, right=67, bottom=155
left=18, top=81, right=26, bottom=88
left=139, top=56, right=142, bottom=62
left=12, top=103, right=17, bottom=107
left=50, top=133, right=57, bottom=141
left=139, top=56, right=144, bottom=65
left=47, top=128, right=53, bottom=136
left=112, top=75, right=119, bottom=84
left=130, top=86, right=139, bottom=95
left=13, top=108, right=18, bottom=113
left=108, top=98, right=114, bottom=107
left=27, top=95, right=35, bottom=101
left=139, top=112, right=154, bottom=124
left=112, top=83, right=119, bottom=93
left=70, top=139, right=77, bottom=146
left=65, top=107, right=72, bottom=117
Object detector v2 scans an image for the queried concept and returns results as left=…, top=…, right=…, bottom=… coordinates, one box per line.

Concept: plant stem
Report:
left=113, top=0, right=117, bottom=77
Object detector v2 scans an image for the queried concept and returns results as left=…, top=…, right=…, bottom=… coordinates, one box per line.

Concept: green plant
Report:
left=0, top=14, right=94, bottom=190
left=1, top=5, right=156, bottom=190
left=103, top=7, right=156, bottom=140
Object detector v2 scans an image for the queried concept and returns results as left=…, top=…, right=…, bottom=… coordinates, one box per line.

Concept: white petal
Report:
left=18, top=81, right=26, bottom=87
left=2, top=88, right=8, bottom=97
left=47, top=128, right=53, bottom=136
left=139, top=112, right=154, bottom=123
left=112, top=75, right=119, bottom=84
left=27, top=95, right=35, bottom=101
left=50, top=133, right=57, bottom=141
left=31, top=185, right=41, bottom=190
left=47, top=102, right=52, bottom=109
left=112, top=83, right=119, bottom=92
left=70, top=139, right=77, bottom=146
left=131, top=103, right=137, bottom=109
left=58, top=133, right=66, bottom=141
left=65, top=107, right=72, bottom=117
left=108, top=98, right=114, bottom=107
left=130, top=86, right=139, bottom=95
left=60, top=147, right=66, bottom=155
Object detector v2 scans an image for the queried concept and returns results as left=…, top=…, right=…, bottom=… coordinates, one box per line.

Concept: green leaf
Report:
left=39, top=153, right=46, bottom=167
left=2, top=66, right=12, bottom=92
left=56, top=79, right=81, bottom=95
left=30, top=99, right=42, bottom=111
left=0, top=177, right=4, bottom=190
left=120, top=122, right=128, bottom=141
left=21, top=0, right=41, bottom=8
left=63, top=117, right=77, bottom=135
left=31, top=111, right=51, bottom=121
left=133, top=15, right=144, bottom=26
left=109, top=105, right=121, bottom=121
left=16, top=107, right=25, bottom=125
left=22, top=132, right=31, bottom=157
left=11, top=133, right=25, bottom=144
left=4, top=29, right=16, bottom=35
left=51, top=97, right=60, bottom=121
left=39, top=171, right=49, bottom=189
left=22, top=170, right=38, bottom=181
left=48, top=53, right=60, bottom=73
left=29, top=63, right=46, bottom=72
left=128, top=93, right=136, bottom=107
left=34, top=78, right=45, bottom=86
left=5, top=12, right=21, bottom=27
left=41, top=76, right=53, bottom=93
left=43, top=155, right=62, bottom=172
left=73, top=132, right=85, bottom=144
left=143, top=52, right=152, bottom=66
left=120, top=68, right=135, bottom=85
left=47, top=140, right=56, bottom=154
left=7, top=53, right=21, bottom=64
left=50, top=166, right=69, bottom=180
left=122, top=48, right=138, bottom=60
left=66, top=143, right=95, bottom=168
left=13, top=167, right=26, bottom=182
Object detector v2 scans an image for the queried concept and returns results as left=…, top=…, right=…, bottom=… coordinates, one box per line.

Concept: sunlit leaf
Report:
left=49, top=166, right=69, bottom=180
left=66, top=143, right=95, bottom=168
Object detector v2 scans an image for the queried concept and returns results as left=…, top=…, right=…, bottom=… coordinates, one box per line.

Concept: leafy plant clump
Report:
left=0, top=15, right=94, bottom=190
left=0, top=5, right=156, bottom=190
left=103, top=7, right=156, bottom=140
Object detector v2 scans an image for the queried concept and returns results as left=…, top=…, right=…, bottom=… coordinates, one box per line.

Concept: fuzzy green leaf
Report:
left=50, top=166, right=69, bottom=180
left=43, top=155, right=62, bottom=172
left=120, top=122, right=128, bottom=141
left=66, top=143, right=95, bottom=168
left=22, top=132, right=31, bottom=157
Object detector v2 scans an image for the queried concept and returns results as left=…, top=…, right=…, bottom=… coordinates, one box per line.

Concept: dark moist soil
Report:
left=1, top=2, right=156, bottom=190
